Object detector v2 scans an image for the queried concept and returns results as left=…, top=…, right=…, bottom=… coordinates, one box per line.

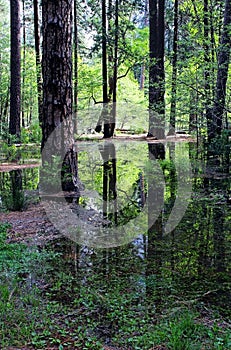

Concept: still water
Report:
left=0, top=140, right=230, bottom=345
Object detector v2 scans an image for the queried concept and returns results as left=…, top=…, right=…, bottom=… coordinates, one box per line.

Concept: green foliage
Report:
left=78, top=59, right=102, bottom=110
left=21, top=48, right=39, bottom=123
left=21, top=123, right=42, bottom=144
left=0, top=142, right=19, bottom=161
left=208, top=132, right=231, bottom=156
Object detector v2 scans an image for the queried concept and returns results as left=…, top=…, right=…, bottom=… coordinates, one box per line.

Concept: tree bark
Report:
left=41, top=0, right=79, bottom=194
left=33, top=0, right=43, bottom=125
left=169, top=0, right=178, bottom=135
left=102, top=0, right=110, bottom=138
left=73, top=0, right=78, bottom=135
left=210, top=0, right=231, bottom=139
left=41, top=0, right=73, bottom=152
left=111, top=0, right=119, bottom=137
left=139, top=0, right=148, bottom=90
left=9, top=0, right=21, bottom=141
left=148, top=0, right=165, bottom=139
left=21, top=0, right=26, bottom=128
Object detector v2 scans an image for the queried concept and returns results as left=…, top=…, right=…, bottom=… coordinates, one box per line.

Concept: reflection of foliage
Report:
left=109, top=171, right=146, bottom=226
left=0, top=170, right=26, bottom=211
left=0, top=167, right=39, bottom=212
left=2, top=188, right=25, bottom=211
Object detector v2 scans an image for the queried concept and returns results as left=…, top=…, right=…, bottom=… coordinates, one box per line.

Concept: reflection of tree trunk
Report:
left=100, top=143, right=117, bottom=225
left=204, top=155, right=227, bottom=275
left=168, top=144, right=177, bottom=275
left=213, top=206, right=225, bottom=273
left=168, top=143, right=176, bottom=198
left=10, top=169, right=23, bottom=211
left=146, top=143, right=165, bottom=311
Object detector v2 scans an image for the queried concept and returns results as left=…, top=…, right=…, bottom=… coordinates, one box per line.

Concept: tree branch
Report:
left=90, top=95, right=103, bottom=104
left=179, top=80, right=231, bottom=113
left=117, top=66, right=132, bottom=80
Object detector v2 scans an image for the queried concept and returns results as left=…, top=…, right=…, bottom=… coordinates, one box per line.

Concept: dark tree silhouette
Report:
left=169, top=0, right=178, bottom=135
left=209, top=0, right=231, bottom=140
left=9, top=0, right=21, bottom=141
left=33, top=0, right=43, bottom=124
left=148, top=0, right=165, bottom=139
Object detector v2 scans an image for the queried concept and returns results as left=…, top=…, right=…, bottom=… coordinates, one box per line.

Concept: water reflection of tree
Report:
left=146, top=143, right=165, bottom=311
left=9, top=169, right=24, bottom=211
left=167, top=143, right=177, bottom=277
left=204, top=154, right=229, bottom=275
left=99, top=142, right=117, bottom=225
left=186, top=146, right=230, bottom=281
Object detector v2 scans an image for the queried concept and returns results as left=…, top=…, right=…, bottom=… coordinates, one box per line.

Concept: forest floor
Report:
left=1, top=201, right=61, bottom=246
left=76, top=132, right=195, bottom=143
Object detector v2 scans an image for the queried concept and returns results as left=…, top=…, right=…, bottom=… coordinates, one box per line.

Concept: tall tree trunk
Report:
left=21, top=0, right=26, bottom=128
left=41, top=0, right=78, bottom=193
left=33, top=0, right=43, bottom=125
left=108, top=0, right=114, bottom=100
left=148, top=0, right=165, bottom=139
left=9, top=0, right=21, bottom=142
left=111, top=0, right=119, bottom=137
left=139, top=0, right=148, bottom=90
left=210, top=0, right=231, bottom=139
left=204, top=0, right=212, bottom=140
left=209, top=2, right=216, bottom=100
left=169, top=0, right=178, bottom=135
left=73, top=0, right=78, bottom=135
left=95, top=0, right=119, bottom=138
left=95, top=0, right=110, bottom=137
left=41, top=0, right=73, bottom=150
left=102, top=0, right=110, bottom=138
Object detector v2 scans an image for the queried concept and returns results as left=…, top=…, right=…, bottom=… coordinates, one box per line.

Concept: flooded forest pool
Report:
left=0, top=140, right=230, bottom=349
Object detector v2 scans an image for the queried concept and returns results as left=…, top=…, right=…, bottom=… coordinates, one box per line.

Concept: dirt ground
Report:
left=0, top=202, right=61, bottom=246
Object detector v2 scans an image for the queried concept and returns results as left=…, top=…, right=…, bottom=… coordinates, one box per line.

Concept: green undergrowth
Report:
left=0, top=223, right=230, bottom=350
